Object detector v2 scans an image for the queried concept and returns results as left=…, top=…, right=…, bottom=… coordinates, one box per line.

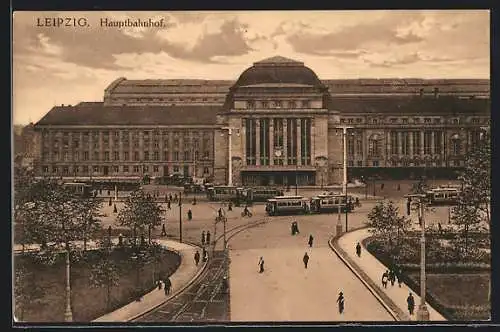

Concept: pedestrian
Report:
left=228, top=201, right=233, bottom=211
left=187, top=209, right=192, bottom=221
left=303, top=252, right=309, bottom=269
left=192, top=197, right=197, bottom=205
left=294, top=221, right=300, bottom=234
left=356, top=242, right=361, bottom=257
left=174, top=193, right=178, bottom=202
left=407, top=293, right=415, bottom=315
left=355, top=197, right=360, bottom=207
left=397, top=184, right=401, bottom=191
left=167, top=200, right=171, bottom=210
left=118, top=233, right=123, bottom=246
left=201, top=231, right=206, bottom=245
left=157, top=279, right=162, bottom=290
left=164, top=277, right=172, bottom=295
left=389, top=269, right=396, bottom=286
left=165, top=194, right=168, bottom=203
left=381, top=270, right=389, bottom=288
left=291, top=222, right=295, bottom=236
left=396, top=267, right=403, bottom=288
left=108, top=197, right=112, bottom=206
left=206, top=231, right=211, bottom=245
left=337, top=292, right=345, bottom=314
left=202, top=247, right=208, bottom=262
left=194, top=250, right=200, bottom=266
left=308, top=235, right=314, bottom=248
left=161, top=224, right=167, bottom=237
left=438, top=222, right=442, bottom=235
left=169, top=193, right=173, bottom=202
left=381, top=183, right=385, bottom=190
left=258, top=256, right=265, bottom=273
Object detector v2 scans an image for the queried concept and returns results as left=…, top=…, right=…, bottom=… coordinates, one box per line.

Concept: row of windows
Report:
left=41, top=130, right=212, bottom=141
left=42, top=165, right=211, bottom=175
left=246, top=100, right=311, bottom=109
left=42, top=150, right=211, bottom=162
left=111, top=97, right=224, bottom=103
left=44, top=139, right=209, bottom=150
left=347, top=160, right=462, bottom=167
left=340, top=117, right=481, bottom=125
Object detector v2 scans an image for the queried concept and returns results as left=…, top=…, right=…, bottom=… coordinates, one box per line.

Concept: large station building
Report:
left=33, top=56, right=490, bottom=186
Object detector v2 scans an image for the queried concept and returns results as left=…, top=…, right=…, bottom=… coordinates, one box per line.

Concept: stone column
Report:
left=409, top=131, right=413, bottom=156
left=431, top=131, right=435, bottom=155
left=256, top=118, right=261, bottom=166
left=99, top=131, right=103, bottom=163
left=297, top=118, right=302, bottom=165
left=283, top=118, right=288, bottom=165
left=242, top=119, right=247, bottom=165
left=269, top=118, right=274, bottom=165
left=397, top=131, right=402, bottom=156
left=420, top=131, right=424, bottom=155
left=441, top=131, right=445, bottom=163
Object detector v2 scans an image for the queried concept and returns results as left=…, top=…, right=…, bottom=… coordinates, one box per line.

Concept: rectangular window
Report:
left=43, top=166, right=49, bottom=173
left=424, top=131, right=432, bottom=154
left=174, top=151, right=179, bottom=161
left=83, top=151, right=89, bottom=160
left=153, top=151, right=159, bottom=160
left=124, top=151, right=129, bottom=160
left=144, top=151, right=149, bottom=161
left=64, top=152, right=69, bottom=161
left=114, top=151, right=119, bottom=160
left=133, top=166, right=140, bottom=173
left=357, top=160, right=363, bottom=167
left=73, top=152, right=79, bottom=161
left=113, top=166, right=119, bottom=173
left=52, top=166, right=58, bottom=174
left=203, top=151, right=209, bottom=159
left=93, top=166, right=99, bottom=173
left=372, top=160, right=379, bottom=167
left=163, top=151, right=169, bottom=160
left=123, top=166, right=129, bottom=173
left=83, top=166, right=88, bottom=174
left=93, top=152, right=99, bottom=160
left=143, top=165, right=149, bottom=172
left=104, top=151, right=110, bottom=161
left=173, top=165, right=179, bottom=173
left=347, top=137, right=354, bottom=155
left=184, top=151, right=190, bottom=160
left=134, top=151, right=139, bottom=161
left=203, top=167, right=209, bottom=174
left=153, top=165, right=159, bottom=172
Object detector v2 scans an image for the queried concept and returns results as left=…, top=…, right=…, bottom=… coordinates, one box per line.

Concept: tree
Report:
left=117, top=190, right=163, bottom=245
left=89, top=250, right=120, bottom=311
left=13, top=258, right=45, bottom=321
left=458, top=130, right=491, bottom=226
left=21, top=182, right=102, bottom=321
left=366, top=201, right=411, bottom=256
left=451, top=200, right=483, bottom=259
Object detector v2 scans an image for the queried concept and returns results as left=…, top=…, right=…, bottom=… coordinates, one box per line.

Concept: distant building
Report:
left=14, top=123, right=36, bottom=171
left=33, top=56, right=490, bottom=185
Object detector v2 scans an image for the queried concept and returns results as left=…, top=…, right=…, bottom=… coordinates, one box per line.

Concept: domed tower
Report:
left=214, top=56, right=340, bottom=187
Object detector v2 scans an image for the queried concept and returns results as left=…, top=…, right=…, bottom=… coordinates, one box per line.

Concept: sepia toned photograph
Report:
left=12, top=10, right=490, bottom=324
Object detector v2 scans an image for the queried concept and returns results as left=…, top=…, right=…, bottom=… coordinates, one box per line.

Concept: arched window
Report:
left=368, top=134, right=381, bottom=157
left=451, top=134, right=461, bottom=156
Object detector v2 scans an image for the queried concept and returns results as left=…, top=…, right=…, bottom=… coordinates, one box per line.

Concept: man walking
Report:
left=381, top=270, right=389, bottom=288
left=356, top=242, right=361, bottom=257
left=258, top=256, right=265, bottom=273
left=206, top=231, right=211, bottom=245
left=194, top=250, right=200, bottom=266
left=308, top=235, right=314, bottom=248
left=303, top=252, right=309, bottom=269
left=407, top=292, right=415, bottom=315
left=201, top=231, right=206, bottom=246
left=161, top=224, right=167, bottom=237
left=164, top=277, right=172, bottom=296
left=337, top=292, right=345, bottom=314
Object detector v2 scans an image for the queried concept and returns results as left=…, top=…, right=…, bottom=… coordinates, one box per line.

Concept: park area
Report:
left=14, top=245, right=180, bottom=322
left=364, top=230, right=491, bottom=321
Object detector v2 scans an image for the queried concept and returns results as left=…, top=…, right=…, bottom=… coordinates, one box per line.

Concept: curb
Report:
left=328, top=231, right=408, bottom=321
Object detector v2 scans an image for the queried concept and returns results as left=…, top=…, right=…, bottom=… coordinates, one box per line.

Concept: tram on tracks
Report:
left=265, top=195, right=309, bottom=216
left=425, top=186, right=461, bottom=206
left=249, top=187, right=284, bottom=202
left=309, top=193, right=355, bottom=213
left=206, top=186, right=252, bottom=203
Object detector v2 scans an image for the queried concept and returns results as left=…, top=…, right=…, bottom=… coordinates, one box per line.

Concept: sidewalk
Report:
left=13, top=239, right=205, bottom=322
left=335, top=228, right=446, bottom=321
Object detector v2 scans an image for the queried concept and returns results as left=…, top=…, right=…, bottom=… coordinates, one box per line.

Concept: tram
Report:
left=249, top=187, right=285, bottom=202
left=425, top=186, right=461, bottom=206
left=62, top=182, right=92, bottom=198
left=265, top=195, right=309, bottom=216
left=309, top=193, right=355, bottom=213
left=207, top=186, right=252, bottom=203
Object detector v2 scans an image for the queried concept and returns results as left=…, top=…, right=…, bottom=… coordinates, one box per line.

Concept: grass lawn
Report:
left=14, top=247, right=181, bottom=322
left=406, top=272, right=490, bottom=321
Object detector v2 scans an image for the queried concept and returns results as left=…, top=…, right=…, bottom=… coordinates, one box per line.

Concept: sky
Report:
left=12, top=10, right=490, bottom=125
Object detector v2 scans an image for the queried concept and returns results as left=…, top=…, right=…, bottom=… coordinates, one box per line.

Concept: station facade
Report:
left=33, top=56, right=490, bottom=186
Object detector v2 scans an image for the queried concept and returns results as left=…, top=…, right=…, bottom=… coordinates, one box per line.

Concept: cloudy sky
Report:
left=13, top=10, right=489, bottom=125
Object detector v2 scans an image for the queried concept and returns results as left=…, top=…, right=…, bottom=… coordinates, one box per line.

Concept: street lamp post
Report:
left=179, top=192, right=183, bottom=243
left=64, top=244, right=73, bottom=322
left=221, top=127, right=240, bottom=187
left=338, top=126, right=353, bottom=232
left=295, top=163, right=298, bottom=196
left=405, top=193, right=430, bottom=321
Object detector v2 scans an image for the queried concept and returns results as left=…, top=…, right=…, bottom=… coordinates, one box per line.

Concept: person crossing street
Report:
left=337, top=292, right=345, bottom=314
left=308, top=235, right=314, bottom=248
left=303, top=252, right=309, bottom=269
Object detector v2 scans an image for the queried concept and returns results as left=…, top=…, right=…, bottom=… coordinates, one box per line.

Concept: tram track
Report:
left=133, top=214, right=288, bottom=322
